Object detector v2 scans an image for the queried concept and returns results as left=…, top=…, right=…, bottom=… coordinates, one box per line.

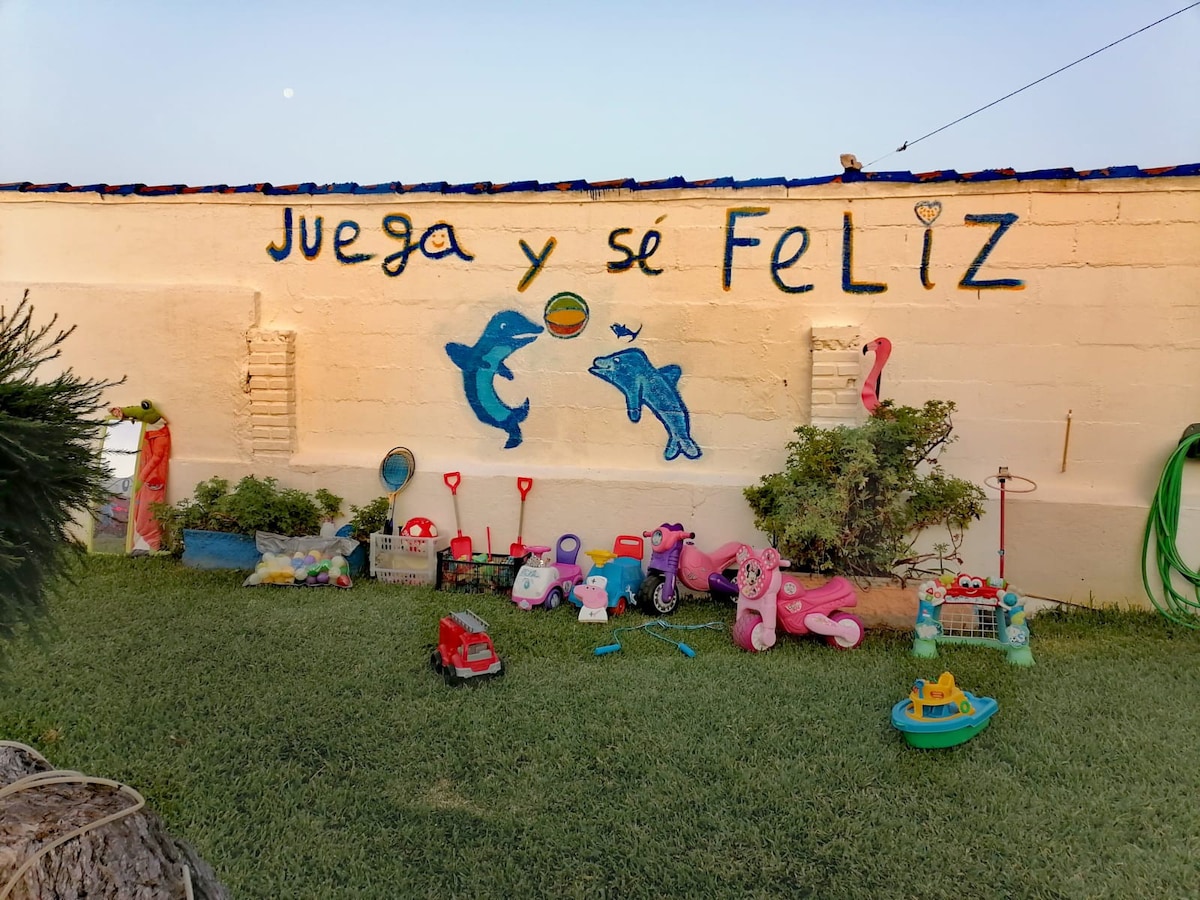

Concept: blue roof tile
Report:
left=2, top=164, right=1196, bottom=198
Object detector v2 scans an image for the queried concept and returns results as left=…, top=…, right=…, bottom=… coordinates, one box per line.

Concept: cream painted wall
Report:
left=2, top=176, right=1198, bottom=605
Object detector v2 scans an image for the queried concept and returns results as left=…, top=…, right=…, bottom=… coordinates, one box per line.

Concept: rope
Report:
left=594, top=619, right=725, bottom=657
left=0, top=741, right=146, bottom=900
left=1141, top=433, right=1200, bottom=626
left=867, top=2, right=1200, bottom=167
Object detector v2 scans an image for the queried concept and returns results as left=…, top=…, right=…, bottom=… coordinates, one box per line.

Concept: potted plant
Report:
left=153, top=476, right=351, bottom=571
left=743, top=400, right=986, bottom=625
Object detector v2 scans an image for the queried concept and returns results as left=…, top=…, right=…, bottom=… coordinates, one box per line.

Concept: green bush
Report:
left=744, top=400, right=985, bottom=580
left=0, top=291, right=120, bottom=643
left=313, top=488, right=342, bottom=521
left=347, top=496, right=389, bottom=543
left=153, top=476, right=343, bottom=555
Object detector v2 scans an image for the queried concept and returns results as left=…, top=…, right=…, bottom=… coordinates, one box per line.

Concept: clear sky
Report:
left=1, top=0, right=1197, bottom=186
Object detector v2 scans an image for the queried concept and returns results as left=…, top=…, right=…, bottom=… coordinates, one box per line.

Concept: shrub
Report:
left=743, top=400, right=985, bottom=580
left=347, top=496, right=389, bottom=543
left=153, top=476, right=343, bottom=555
left=313, top=488, right=342, bottom=522
left=0, top=291, right=121, bottom=642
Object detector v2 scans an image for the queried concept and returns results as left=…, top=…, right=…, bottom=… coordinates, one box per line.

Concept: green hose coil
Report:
left=1142, top=432, right=1200, bottom=626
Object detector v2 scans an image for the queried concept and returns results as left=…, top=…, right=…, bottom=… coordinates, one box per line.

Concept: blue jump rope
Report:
left=594, top=620, right=725, bottom=658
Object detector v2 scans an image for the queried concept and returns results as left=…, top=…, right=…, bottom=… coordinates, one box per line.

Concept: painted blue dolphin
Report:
left=446, top=310, right=544, bottom=449
left=610, top=322, right=642, bottom=343
left=589, top=348, right=702, bottom=461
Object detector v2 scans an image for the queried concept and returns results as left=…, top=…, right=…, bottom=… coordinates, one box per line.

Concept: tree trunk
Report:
left=0, top=744, right=231, bottom=899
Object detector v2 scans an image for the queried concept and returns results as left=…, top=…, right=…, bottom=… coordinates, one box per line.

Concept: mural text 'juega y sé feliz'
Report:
left=265, top=205, right=1026, bottom=293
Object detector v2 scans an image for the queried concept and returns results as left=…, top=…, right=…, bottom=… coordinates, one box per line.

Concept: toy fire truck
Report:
left=430, top=610, right=503, bottom=685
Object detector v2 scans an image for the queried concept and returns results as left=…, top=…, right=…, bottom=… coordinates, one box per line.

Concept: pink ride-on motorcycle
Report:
left=635, top=523, right=743, bottom=616
left=731, top=545, right=865, bottom=652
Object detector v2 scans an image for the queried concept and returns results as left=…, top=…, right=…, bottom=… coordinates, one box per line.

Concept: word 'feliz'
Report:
left=265, top=206, right=1025, bottom=292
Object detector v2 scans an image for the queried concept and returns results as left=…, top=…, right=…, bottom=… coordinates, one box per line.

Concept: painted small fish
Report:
left=610, top=322, right=642, bottom=343
left=589, top=348, right=701, bottom=461
left=446, top=310, right=544, bottom=449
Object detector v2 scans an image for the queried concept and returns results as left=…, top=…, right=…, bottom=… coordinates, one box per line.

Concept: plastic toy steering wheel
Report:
left=586, top=549, right=616, bottom=567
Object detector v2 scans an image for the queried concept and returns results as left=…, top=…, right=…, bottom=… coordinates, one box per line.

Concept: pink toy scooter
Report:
left=731, top=545, right=865, bottom=652
left=636, top=523, right=743, bottom=616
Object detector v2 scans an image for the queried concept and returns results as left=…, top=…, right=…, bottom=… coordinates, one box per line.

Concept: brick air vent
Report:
left=246, top=329, right=296, bottom=458
left=810, top=326, right=865, bottom=428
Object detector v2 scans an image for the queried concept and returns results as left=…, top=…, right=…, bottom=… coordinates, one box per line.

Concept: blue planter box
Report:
left=182, top=529, right=260, bottom=571
left=347, top=542, right=367, bottom=577
left=336, top=525, right=368, bottom=577
left=182, top=528, right=369, bottom=575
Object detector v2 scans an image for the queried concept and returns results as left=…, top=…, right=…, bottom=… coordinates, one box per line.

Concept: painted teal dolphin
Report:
left=446, top=310, right=544, bottom=449
left=589, top=348, right=702, bottom=461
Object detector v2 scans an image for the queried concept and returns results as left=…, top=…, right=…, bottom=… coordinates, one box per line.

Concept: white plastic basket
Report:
left=370, top=532, right=441, bottom=585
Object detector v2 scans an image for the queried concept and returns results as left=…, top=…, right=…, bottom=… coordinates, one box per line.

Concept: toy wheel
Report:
left=613, top=596, right=627, bottom=616
left=645, top=576, right=678, bottom=616
left=825, top=612, right=865, bottom=650
left=430, top=650, right=444, bottom=674
left=636, top=573, right=664, bottom=610
left=545, top=588, right=562, bottom=611
left=443, top=667, right=461, bottom=687
left=732, top=613, right=766, bottom=652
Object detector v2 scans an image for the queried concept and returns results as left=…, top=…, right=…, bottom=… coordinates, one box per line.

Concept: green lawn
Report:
left=3, top=556, right=1200, bottom=899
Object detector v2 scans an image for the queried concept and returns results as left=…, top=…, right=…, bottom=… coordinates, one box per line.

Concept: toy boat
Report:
left=890, top=671, right=998, bottom=749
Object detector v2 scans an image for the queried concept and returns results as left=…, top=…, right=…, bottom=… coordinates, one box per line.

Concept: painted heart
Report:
left=914, top=200, right=942, bottom=226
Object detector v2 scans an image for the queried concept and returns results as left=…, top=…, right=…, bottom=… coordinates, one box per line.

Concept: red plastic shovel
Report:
left=443, top=472, right=473, bottom=559
left=509, top=477, right=533, bottom=557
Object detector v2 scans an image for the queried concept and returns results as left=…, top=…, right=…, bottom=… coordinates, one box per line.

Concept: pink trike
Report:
left=731, top=546, right=865, bottom=652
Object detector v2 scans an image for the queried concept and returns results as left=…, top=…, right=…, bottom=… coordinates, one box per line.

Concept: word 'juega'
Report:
left=266, top=208, right=473, bottom=275
left=265, top=206, right=1025, bottom=292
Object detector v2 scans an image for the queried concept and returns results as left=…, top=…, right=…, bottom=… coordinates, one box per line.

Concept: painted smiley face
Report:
left=425, top=226, right=448, bottom=251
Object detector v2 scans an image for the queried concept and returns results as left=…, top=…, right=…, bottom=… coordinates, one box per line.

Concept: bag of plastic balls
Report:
left=242, top=532, right=358, bottom=588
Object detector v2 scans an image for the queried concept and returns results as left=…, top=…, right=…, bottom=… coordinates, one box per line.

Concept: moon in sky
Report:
left=282, top=88, right=295, bottom=99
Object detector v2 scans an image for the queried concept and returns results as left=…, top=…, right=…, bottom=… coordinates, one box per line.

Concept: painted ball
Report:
left=543, top=291, right=589, bottom=339
left=317, top=572, right=329, bottom=584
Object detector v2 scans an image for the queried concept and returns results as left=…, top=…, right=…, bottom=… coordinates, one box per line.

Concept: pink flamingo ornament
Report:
left=861, top=337, right=892, bottom=413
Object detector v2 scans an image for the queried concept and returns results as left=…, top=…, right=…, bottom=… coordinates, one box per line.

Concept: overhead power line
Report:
left=867, top=1, right=1200, bottom=168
